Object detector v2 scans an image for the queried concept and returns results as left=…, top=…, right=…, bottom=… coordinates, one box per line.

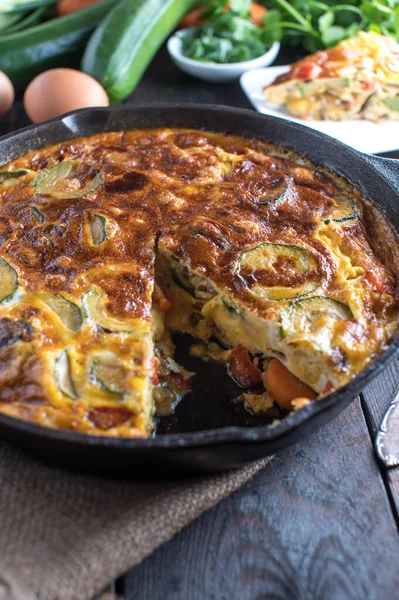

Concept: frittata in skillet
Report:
left=0, top=128, right=397, bottom=437
left=263, top=32, right=399, bottom=121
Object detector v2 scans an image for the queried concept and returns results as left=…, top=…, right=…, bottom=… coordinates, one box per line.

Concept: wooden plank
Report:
left=361, top=355, right=399, bottom=522
left=94, top=582, right=117, bottom=600
left=122, top=399, right=399, bottom=600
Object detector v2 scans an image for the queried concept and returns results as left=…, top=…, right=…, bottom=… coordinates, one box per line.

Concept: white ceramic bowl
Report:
left=167, top=29, right=280, bottom=83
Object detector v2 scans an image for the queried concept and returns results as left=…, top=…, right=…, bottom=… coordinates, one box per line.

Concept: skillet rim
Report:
left=0, top=102, right=397, bottom=450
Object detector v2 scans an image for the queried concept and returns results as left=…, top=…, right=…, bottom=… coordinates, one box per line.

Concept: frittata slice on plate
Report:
left=263, top=32, right=399, bottom=121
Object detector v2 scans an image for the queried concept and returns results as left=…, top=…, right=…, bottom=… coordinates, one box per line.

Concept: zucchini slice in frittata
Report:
left=281, top=296, right=353, bottom=338
left=41, top=294, right=82, bottom=331
left=82, top=288, right=141, bottom=334
left=0, top=258, right=18, bottom=303
left=239, top=243, right=318, bottom=300
left=35, top=161, right=103, bottom=199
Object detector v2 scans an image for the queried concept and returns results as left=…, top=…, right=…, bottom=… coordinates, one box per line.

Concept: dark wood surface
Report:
left=2, top=43, right=399, bottom=600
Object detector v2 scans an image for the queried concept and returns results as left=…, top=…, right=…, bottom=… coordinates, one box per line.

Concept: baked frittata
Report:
left=0, top=128, right=397, bottom=436
left=263, top=32, right=399, bottom=121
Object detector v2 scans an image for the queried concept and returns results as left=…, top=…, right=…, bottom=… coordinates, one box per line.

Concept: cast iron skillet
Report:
left=0, top=104, right=398, bottom=474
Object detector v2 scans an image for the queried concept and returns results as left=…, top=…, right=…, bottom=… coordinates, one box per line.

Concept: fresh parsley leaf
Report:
left=318, top=10, right=334, bottom=33
left=181, top=5, right=272, bottom=64
left=262, top=8, right=283, bottom=44
left=266, top=0, right=399, bottom=50
left=321, top=24, right=346, bottom=46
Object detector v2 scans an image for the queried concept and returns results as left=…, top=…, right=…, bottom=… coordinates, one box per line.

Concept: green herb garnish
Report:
left=181, top=0, right=272, bottom=64
left=263, top=0, right=399, bottom=51
left=383, top=97, right=399, bottom=111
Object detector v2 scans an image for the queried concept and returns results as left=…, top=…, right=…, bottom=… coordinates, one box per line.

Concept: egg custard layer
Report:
left=0, top=128, right=397, bottom=437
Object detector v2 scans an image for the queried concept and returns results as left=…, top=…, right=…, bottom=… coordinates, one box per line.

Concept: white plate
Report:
left=240, top=66, right=399, bottom=154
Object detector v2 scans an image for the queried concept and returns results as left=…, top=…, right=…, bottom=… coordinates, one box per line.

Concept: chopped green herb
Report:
left=382, top=97, right=399, bottom=111
left=180, top=0, right=272, bottom=64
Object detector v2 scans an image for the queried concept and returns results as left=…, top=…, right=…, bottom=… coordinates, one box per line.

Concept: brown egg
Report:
left=0, top=71, right=15, bottom=117
left=24, top=68, right=109, bottom=123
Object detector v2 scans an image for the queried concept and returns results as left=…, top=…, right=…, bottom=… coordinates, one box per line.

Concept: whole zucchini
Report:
left=0, top=0, right=118, bottom=85
left=2, top=0, right=55, bottom=12
left=2, top=7, right=47, bottom=35
left=82, top=0, right=196, bottom=104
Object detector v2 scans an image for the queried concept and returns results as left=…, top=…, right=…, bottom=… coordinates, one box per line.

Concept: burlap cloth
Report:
left=0, top=440, right=271, bottom=600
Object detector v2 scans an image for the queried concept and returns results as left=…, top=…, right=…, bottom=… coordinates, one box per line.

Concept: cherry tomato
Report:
left=178, top=7, right=207, bottom=29
left=151, top=357, right=159, bottom=386
left=323, top=380, right=334, bottom=394
left=88, top=407, right=132, bottom=430
left=170, top=372, right=190, bottom=393
left=153, top=283, right=173, bottom=314
left=293, top=62, right=322, bottom=80
left=178, top=3, right=266, bottom=29
left=56, top=0, right=101, bottom=16
left=360, top=80, right=374, bottom=91
left=229, top=345, right=262, bottom=388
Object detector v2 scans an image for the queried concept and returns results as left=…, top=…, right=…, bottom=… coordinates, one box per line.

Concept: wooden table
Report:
left=2, top=45, right=399, bottom=600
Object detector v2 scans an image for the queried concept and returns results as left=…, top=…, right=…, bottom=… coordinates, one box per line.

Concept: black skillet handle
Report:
left=360, top=153, right=399, bottom=194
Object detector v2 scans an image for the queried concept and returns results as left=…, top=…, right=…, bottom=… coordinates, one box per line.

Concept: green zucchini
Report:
left=0, top=12, right=24, bottom=33
left=0, top=0, right=118, bottom=85
left=0, top=257, right=18, bottom=302
left=31, top=206, right=45, bottom=223
left=2, top=6, right=47, bottom=35
left=0, top=170, right=30, bottom=189
left=91, top=351, right=125, bottom=394
left=82, top=0, right=196, bottom=104
left=281, top=296, right=353, bottom=337
left=239, top=243, right=318, bottom=301
left=324, top=194, right=356, bottom=224
left=82, top=287, right=138, bottom=333
left=172, top=269, right=196, bottom=298
left=35, top=161, right=103, bottom=200
left=382, top=97, right=399, bottom=112
left=87, top=213, right=107, bottom=245
left=1, top=0, right=54, bottom=11
left=298, top=77, right=351, bottom=97
left=222, top=299, right=240, bottom=316
left=41, top=294, right=82, bottom=331
left=0, top=169, right=28, bottom=180
left=55, top=350, right=77, bottom=399
left=257, top=179, right=290, bottom=206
